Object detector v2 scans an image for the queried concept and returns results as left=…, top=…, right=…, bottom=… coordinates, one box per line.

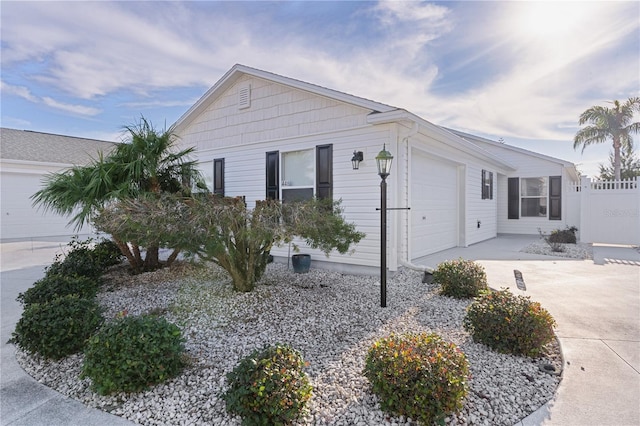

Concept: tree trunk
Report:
left=166, top=248, right=181, bottom=266
left=613, top=135, right=622, bottom=182
left=112, top=236, right=140, bottom=273
left=144, top=246, right=161, bottom=271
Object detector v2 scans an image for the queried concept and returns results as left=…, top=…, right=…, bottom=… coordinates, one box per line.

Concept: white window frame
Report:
left=520, top=177, right=548, bottom=217
left=280, top=148, right=315, bottom=201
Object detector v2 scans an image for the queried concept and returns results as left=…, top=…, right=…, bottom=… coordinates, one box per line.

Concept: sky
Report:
left=1, top=1, right=639, bottom=178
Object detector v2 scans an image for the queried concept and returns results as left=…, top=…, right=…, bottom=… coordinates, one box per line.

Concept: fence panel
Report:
left=578, top=177, right=640, bottom=245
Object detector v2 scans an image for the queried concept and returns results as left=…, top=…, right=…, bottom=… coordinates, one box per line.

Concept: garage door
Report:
left=411, top=150, right=459, bottom=258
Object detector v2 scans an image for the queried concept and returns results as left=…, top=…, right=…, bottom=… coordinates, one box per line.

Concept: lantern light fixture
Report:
left=351, top=150, right=364, bottom=170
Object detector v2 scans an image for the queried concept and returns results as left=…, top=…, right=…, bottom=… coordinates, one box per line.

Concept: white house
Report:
left=0, top=128, right=116, bottom=242
left=172, top=64, right=583, bottom=273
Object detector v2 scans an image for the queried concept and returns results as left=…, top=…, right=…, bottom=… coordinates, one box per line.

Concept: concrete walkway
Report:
left=1, top=236, right=639, bottom=425
left=415, top=235, right=640, bottom=426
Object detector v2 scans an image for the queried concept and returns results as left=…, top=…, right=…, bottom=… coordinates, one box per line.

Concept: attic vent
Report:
left=238, top=84, right=251, bottom=109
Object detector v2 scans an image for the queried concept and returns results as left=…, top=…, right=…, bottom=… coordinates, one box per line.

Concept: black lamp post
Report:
left=376, top=144, right=393, bottom=307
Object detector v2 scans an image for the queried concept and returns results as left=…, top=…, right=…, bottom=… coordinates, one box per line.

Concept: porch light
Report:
left=351, top=150, right=364, bottom=170
left=376, top=144, right=393, bottom=308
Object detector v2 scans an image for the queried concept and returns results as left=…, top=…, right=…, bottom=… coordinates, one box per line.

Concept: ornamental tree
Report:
left=95, top=194, right=364, bottom=291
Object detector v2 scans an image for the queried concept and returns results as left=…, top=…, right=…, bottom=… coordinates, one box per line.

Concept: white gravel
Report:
left=520, top=240, right=593, bottom=259
left=16, top=263, right=562, bottom=426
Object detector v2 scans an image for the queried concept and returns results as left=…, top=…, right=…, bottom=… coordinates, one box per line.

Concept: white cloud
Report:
left=1, top=81, right=38, bottom=102
left=41, top=97, right=101, bottom=116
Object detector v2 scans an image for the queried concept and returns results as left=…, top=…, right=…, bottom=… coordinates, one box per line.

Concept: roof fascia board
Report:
left=174, top=64, right=396, bottom=133
left=448, top=128, right=576, bottom=168
left=368, top=110, right=517, bottom=172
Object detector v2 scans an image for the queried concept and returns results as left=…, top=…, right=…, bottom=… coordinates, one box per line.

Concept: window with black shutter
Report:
left=482, top=169, right=493, bottom=200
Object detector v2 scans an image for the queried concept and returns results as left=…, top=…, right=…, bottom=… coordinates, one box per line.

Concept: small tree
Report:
left=32, top=117, right=204, bottom=273
left=96, top=194, right=365, bottom=291
left=598, top=145, right=640, bottom=180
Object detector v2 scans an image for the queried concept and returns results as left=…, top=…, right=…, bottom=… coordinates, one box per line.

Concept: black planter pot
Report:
left=291, top=254, right=311, bottom=273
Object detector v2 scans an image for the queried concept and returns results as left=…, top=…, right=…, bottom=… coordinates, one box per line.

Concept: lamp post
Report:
left=375, top=144, right=393, bottom=308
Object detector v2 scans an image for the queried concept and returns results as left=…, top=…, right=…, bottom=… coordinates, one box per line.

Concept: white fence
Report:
left=569, top=177, right=640, bottom=245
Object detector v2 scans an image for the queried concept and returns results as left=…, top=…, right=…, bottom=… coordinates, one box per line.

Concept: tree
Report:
left=574, top=97, right=640, bottom=181
left=95, top=194, right=365, bottom=292
left=32, top=117, right=203, bottom=272
left=598, top=145, right=640, bottom=180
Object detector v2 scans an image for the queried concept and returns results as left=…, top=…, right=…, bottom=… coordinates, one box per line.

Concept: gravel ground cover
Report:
left=520, top=241, right=593, bottom=259
left=16, top=262, right=562, bottom=426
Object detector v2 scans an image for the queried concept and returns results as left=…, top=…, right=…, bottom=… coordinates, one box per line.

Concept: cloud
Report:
left=1, top=81, right=38, bottom=102
left=41, top=97, right=101, bottom=116
left=1, top=80, right=101, bottom=116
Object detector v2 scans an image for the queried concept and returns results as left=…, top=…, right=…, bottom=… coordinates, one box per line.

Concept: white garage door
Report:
left=411, top=151, right=459, bottom=258
left=1, top=171, right=90, bottom=241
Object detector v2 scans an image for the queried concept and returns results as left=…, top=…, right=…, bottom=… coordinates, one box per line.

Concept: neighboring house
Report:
left=0, top=128, right=116, bottom=242
left=172, top=64, right=581, bottom=273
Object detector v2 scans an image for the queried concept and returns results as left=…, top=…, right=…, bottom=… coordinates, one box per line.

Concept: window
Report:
left=282, top=149, right=314, bottom=202
left=521, top=177, right=547, bottom=217
left=508, top=176, right=561, bottom=219
left=265, top=145, right=333, bottom=202
left=481, top=169, right=493, bottom=200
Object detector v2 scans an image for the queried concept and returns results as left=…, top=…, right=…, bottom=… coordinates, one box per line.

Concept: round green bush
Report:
left=82, top=315, right=185, bottom=395
left=92, top=238, right=125, bottom=269
left=432, top=258, right=488, bottom=299
left=44, top=237, right=123, bottom=279
left=363, top=333, right=469, bottom=425
left=10, top=295, right=103, bottom=360
left=17, top=274, right=99, bottom=307
left=223, top=343, right=313, bottom=425
left=464, top=289, right=556, bottom=357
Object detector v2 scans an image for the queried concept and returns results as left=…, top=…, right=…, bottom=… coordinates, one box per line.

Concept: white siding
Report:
left=465, top=163, right=498, bottom=245
left=496, top=153, right=572, bottom=235
left=179, top=75, right=371, bottom=152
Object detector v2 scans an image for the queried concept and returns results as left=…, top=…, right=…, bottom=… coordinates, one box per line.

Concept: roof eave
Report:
left=368, top=110, right=517, bottom=172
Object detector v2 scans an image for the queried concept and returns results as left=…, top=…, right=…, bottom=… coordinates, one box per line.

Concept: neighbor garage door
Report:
left=411, top=150, right=459, bottom=258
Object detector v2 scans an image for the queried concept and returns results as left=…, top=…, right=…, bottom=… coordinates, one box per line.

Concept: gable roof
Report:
left=173, top=64, right=575, bottom=175
left=0, top=128, right=117, bottom=165
left=173, top=64, right=398, bottom=133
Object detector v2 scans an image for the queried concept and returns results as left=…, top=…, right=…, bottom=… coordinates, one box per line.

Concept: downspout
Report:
left=396, top=121, right=419, bottom=273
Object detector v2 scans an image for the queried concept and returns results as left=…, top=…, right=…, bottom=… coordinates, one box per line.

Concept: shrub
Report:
left=17, top=274, right=100, bottom=307
left=45, top=236, right=123, bottom=279
left=223, top=343, right=313, bottom=425
left=548, top=226, right=578, bottom=244
left=432, top=258, right=488, bottom=299
left=363, top=333, right=469, bottom=425
left=464, top=289, right=556, bottom=357
left=9, top=295, right=103, bottom=360
left=91, top=238, right=125, bottom=269
left=82, top=315, right=185, bottom=395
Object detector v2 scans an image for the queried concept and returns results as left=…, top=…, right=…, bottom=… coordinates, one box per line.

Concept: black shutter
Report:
left=508, top=177, right=519, bottom=219
left=213, top=158, right=224, bottom=196
left=489, top=172, right=494, bottom=200
left=316, top=144, right=333, bottom=200
left=549, top=176, right=561, bottom=220
left=266, top=151, right=279, bottom=200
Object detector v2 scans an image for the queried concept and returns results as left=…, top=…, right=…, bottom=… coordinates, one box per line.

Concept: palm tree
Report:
left=574, top=97, right=640, bottom=181
left=32, top=116, right=202, bottom=271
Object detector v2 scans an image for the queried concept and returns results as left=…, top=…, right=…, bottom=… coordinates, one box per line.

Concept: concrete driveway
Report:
left=416, top=234, right=640, bottom=426
left=1, top=236, right=639, bottom=425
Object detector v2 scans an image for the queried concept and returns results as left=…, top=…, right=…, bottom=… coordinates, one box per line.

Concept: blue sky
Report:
left=1, top=1, right=639, bottom=177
